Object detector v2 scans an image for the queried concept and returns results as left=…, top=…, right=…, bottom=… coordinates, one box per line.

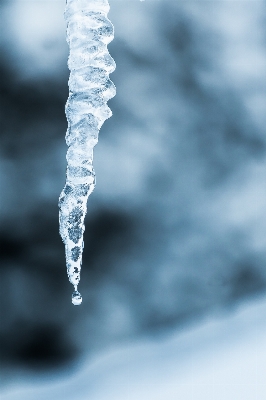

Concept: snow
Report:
left=2, top=296, right=266, bottom=400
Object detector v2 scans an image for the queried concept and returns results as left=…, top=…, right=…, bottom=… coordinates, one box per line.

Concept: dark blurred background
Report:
left=0, top=0, right=266, bottom=390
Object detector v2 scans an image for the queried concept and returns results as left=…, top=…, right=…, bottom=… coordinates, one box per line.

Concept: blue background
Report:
left=0, top=0, right=266, bottom=397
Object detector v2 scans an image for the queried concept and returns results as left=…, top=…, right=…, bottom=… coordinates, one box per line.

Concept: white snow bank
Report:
left=2, top=295, right=266, bottom=400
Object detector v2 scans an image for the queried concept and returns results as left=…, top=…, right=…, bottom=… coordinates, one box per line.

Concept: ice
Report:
left=59, top=0, right=115, bottom=303
left=72, top=290, right=82, bottom=306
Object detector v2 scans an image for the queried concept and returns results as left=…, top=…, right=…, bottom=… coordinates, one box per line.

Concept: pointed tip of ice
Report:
left=72, top=290, right=82, bottom=305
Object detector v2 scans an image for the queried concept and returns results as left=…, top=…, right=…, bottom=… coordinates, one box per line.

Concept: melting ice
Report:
left=59, top=0, right=116, bottom=304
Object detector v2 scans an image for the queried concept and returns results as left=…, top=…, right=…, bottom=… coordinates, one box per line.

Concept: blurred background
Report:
left=0, top=0, right=266, bottom=398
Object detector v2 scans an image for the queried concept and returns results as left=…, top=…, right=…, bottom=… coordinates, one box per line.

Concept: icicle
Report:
left=59, top=0, right=116, bottom=305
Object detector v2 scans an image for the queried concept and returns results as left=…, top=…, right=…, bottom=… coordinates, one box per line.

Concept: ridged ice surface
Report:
left=59, top=0, right=115, bottom=297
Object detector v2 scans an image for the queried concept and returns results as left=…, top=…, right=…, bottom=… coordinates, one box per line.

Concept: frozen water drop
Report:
left=72, top=290, right=82, bottom=306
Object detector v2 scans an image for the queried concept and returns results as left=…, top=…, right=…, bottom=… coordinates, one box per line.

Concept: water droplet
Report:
left=72, top=290, right=82, bottom=306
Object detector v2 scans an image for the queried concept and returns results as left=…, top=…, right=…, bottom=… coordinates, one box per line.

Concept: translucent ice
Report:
left=59, top=0, right=115, bottom=304
left=72, top=290, right=83, bottom=306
